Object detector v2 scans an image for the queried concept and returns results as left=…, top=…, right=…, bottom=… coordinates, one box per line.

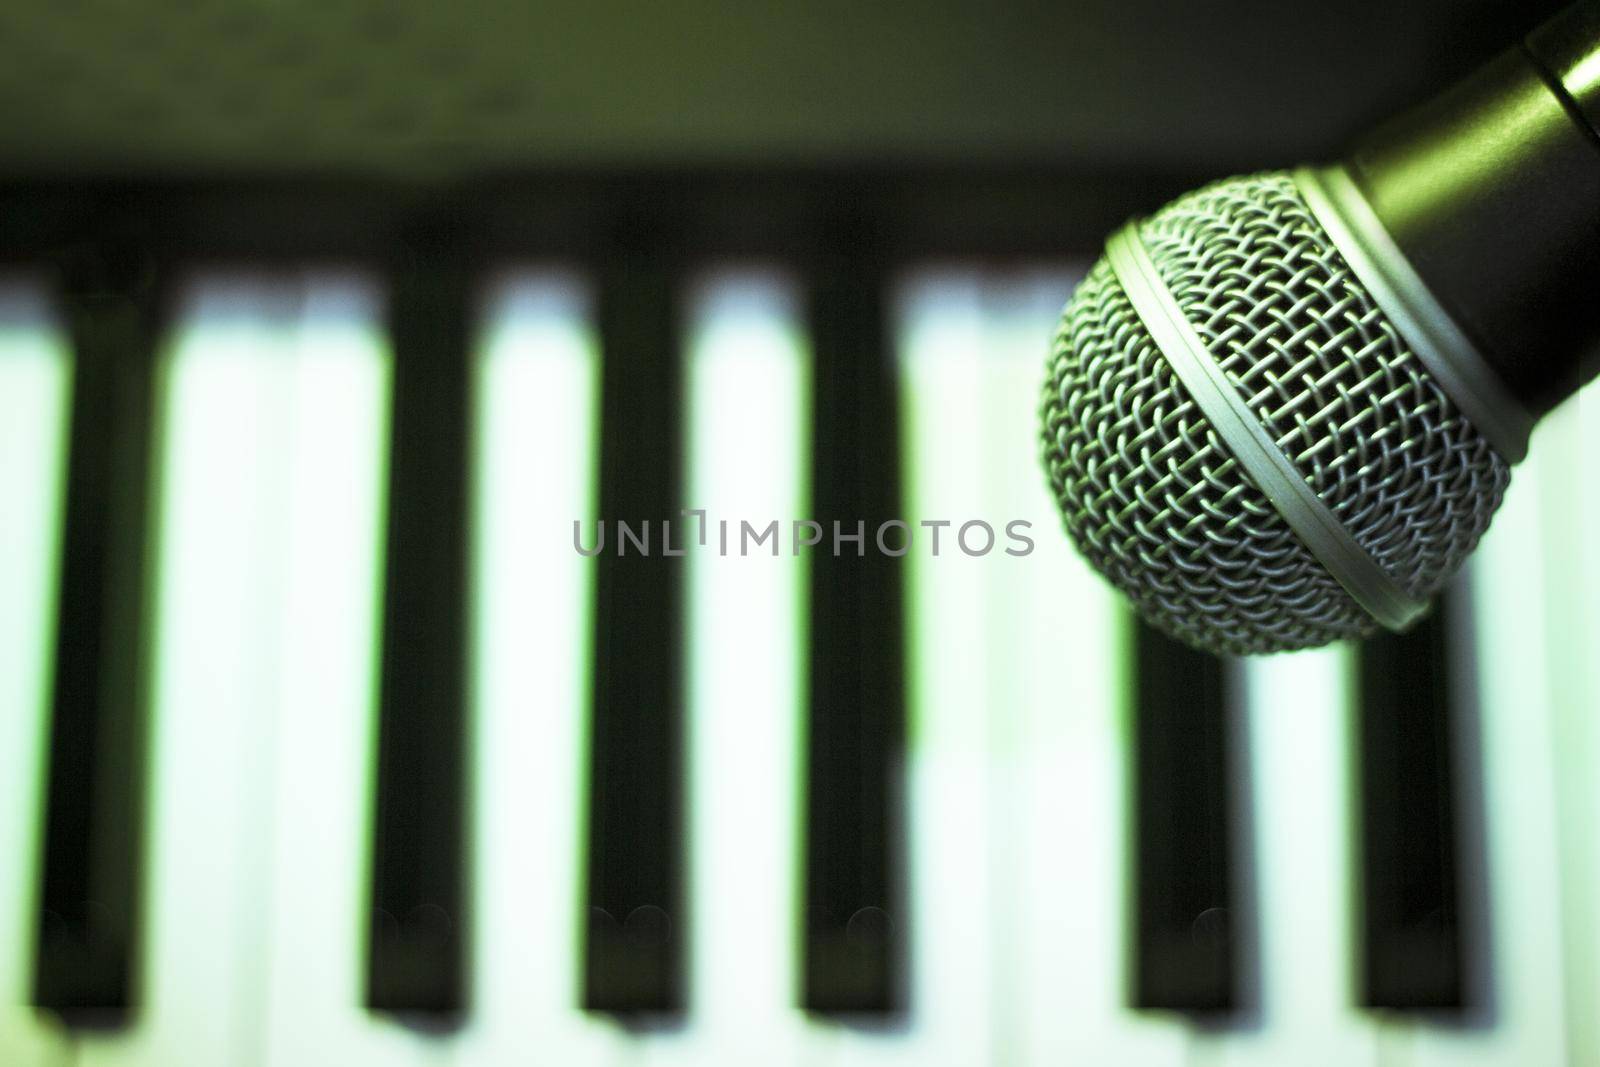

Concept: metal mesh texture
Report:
left=1040, top=171, right=1510, bottom=655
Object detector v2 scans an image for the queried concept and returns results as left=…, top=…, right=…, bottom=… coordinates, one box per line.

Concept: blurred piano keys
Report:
left=1, top=259, right=1597, bottom=1067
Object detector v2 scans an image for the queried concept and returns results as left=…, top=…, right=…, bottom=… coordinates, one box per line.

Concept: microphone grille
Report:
left=1040, top=171, right=1511, bottom=655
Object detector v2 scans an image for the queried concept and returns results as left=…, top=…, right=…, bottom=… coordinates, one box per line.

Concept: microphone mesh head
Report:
left=1040, top=171, right=1511, bottom=656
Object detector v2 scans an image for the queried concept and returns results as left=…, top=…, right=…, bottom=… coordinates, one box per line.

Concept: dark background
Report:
left=0, top=0, right=1568, bottom=180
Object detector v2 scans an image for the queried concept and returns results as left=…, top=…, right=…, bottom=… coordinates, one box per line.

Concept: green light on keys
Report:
left=138, top=280, right=306, bottom=1062
left=684, top=270, right=811, bottom=1049
left=0, top=286, right=72, bottom=1062
left=460, top=273, right=614, bottom=1060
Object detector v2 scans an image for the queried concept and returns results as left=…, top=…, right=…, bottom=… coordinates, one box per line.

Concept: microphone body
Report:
left=1350, top=0, right=1600, bottom=420
left=1040, top=1, right=1600, bottom=656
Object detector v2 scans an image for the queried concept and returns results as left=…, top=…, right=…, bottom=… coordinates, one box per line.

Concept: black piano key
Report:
left=366, top=230, right=473, bottom=1017
left=1130, top=620, right=1240, bottom=1014
left=582, top=251, right=686, bottom=1014
left=801, top=250, right=907, bottom=1016
left=1355, top=594, right=1466, bottom=1010
left=34, top=249, right=164, bottom=1024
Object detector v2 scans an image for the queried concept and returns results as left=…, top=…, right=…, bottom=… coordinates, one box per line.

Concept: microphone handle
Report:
left=1346, top=0, right=1600, bottom=423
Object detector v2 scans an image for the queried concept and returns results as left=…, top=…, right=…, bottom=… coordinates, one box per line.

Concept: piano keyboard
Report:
left=1, top=262, right=1598, bottom=1067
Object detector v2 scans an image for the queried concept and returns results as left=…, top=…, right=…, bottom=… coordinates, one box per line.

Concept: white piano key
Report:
left=851, top=268, right=1187, bottom=1067
left=70, top=279, right=304, bottom=1067
left=257, top=276, right=438, bottom=1067
left=1387, top=415, right=1571, bottom=1066
left=1188, top=646, right=1380, bottom=1067
left=884, top=270, right=1000, bottom=1067
left=446, top=273, right=622, bottom=1067
left=979, top=271, right=1188, bottom=1067
left=0, top=285, right=73, bottom=1067
left=1565, top=384, right=1600, bottom=1066
left=1538, top=390, right=1598, bottom=1066
left=633, top=270, right=811, bottom=1067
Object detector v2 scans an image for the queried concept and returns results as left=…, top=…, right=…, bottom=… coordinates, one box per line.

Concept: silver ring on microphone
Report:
left=1293, top=164, right=1532, bottom=464
left=1105, top=221, right=1429, bottom=634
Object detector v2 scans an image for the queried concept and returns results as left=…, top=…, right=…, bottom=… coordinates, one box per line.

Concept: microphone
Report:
left=1040, top=0, right=1600, bottom=656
